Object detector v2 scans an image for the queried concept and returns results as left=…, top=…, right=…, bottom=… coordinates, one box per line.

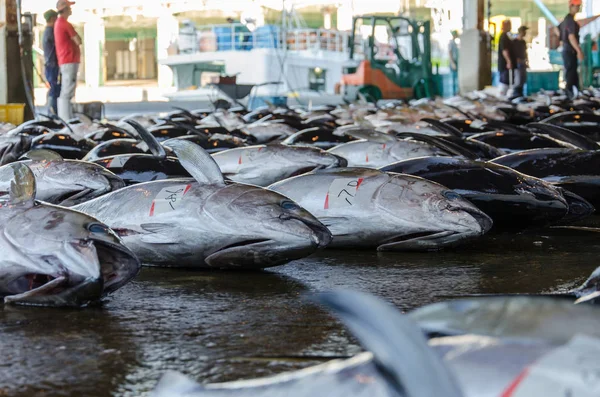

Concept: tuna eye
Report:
left=88, top=223, right=109, bottom=234
left=281, top=200, right=299, bottom=211
left=443, top=191, right=461, bottom=200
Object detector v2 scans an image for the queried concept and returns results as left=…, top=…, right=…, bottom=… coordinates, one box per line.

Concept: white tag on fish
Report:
left=149, top=184, right=192, bottom=216
left=324, top=178, right=364, bottom=209
left=107, top=156, right=131, bottom=168
left=501, top=334, right=600, bottom=397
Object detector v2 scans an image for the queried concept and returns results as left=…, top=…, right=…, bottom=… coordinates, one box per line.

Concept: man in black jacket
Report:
left=497, top=19, right=514, bottom=97
left=559, top=0, right=584, bottom=98
left=511, top=26, right=529, bottom=98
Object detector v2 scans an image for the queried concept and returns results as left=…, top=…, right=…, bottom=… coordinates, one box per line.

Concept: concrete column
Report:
left=156, top=10, right=178, bottom=89
left=336, top=0, right=353, bottom=31
left=83, top=13, right=104, bottom=88
left=458, top=0, right=491, bottom=93
left=0, top=0, right=9, bottom=104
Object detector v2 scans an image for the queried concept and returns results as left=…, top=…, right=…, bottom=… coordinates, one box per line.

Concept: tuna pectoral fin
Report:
left=0, top=163, right=36, bottom=207
left=4, top=276, right=66, bottom=304
left=152, top=371, right=202, bottom=397
left=163, top=139, right=225, bottom=186
left=319, top=217, right=350, bottom=236
left=311, top=290, right=464, bottom=397
left=575, top=291, right=600, bottom=304
left=140, top=223, right=179, bottom=244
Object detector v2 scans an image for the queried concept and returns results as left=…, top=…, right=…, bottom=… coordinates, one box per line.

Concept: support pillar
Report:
left=458, top=0, right=491, bottom=93
left=336, top=0, right=353, bottom=31
left=156, top=10, right=178, bottom=89
left=0, top=0, right=34, bottom=121
left=83, top=13, right=104, bottom=88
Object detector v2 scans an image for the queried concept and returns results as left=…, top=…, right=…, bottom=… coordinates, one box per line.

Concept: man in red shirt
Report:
left=54, top=0, right=81, bottom=121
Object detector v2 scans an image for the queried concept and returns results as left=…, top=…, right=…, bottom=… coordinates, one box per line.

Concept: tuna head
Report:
left=1, top=150, right=125, bottom=206
left=375, top=173, right=493, bottom=250
left=0, top=164, right=139, bottom=307
left=202, top=183, right=332, bottom=268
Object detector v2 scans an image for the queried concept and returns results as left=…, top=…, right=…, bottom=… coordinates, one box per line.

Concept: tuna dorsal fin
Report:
left=20, top=149, right=64, bottom=161
left=163, top=140, right=225, bottom=186
left=122, top=119, right=166, bottom=159
left=312, top=290, right=464, bottom=397
left=0, top=163, right=36, bottom=207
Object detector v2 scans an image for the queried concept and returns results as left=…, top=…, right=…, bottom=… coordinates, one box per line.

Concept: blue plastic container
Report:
left=526, top=71, right=560, bottom=95
left=254, top=25, right=280, bottom=49
left=248, top=96, right=288, bottom=110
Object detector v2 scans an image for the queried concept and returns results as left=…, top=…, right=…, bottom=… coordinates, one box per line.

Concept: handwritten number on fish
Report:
left=324, top=178, right=363, bottom=209
left=150, top=184, right=191, bottom=216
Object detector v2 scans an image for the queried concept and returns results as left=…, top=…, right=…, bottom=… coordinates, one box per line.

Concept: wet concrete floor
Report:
left=2, top=226, right=600, bottom=396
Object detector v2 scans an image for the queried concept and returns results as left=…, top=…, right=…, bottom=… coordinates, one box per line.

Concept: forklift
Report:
left=339, top=15, right=434, bottom=103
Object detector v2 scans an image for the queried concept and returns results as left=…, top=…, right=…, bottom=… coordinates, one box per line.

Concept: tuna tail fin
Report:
left=311, top=289, right=464, bottom=397
left=20, top=149, right=64, bottom=161
left=0, top=163, right=36, bottom=207
left=163, top=139, right=225, bottom=186
left=121, top=119, right=167, bottom=159
left=526, top=122, right=600, bottom=151
left=151, top=370, right=201, bottom=397
left=420, top=117, right=464, bottom=138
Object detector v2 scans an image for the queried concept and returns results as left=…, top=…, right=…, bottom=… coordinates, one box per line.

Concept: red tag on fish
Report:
left=149, top=184, right=192, bottom=216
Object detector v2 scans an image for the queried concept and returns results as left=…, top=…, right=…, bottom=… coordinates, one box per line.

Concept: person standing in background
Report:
left=42, top=9, right=60, bottom=115
left=511, top=26, right=529, bottom=99
left=497, top=19, right=514, bottom=97
left=559, top=0, right=584, bottom=98
left=448, top=30, right=460, bottom=95
left=54, top=0, right=81, bottom=121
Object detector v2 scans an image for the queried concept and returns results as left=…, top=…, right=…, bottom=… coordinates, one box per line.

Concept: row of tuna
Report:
left=2, top=90, right=600, bottom=396
left=1, top=95, right=600, bottom=307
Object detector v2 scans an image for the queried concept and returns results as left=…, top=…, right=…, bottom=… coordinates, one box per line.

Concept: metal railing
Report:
left=174, top=23, right=356, bottom=55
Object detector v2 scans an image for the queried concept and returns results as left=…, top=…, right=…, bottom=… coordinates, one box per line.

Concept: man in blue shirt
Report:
left=42, top=9, right=60, bottom=115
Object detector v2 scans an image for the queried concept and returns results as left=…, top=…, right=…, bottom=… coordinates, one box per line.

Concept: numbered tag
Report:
left=324, top=178, right=364, bottom=209
left=365, top=143, right=387, bottom=163
left=107, top=156, right=131, bottom=168
left=501, top=334, right=600, bottom=397
left=149, top=184, right=192, bottom=216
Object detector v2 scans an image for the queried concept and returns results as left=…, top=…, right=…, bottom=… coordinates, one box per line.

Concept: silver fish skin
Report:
left=0, top=163, right=140, bottom=307
left=72, top=178, right=331, bottom=269
left=0, top=157, right=125, bottom=206
left=269, top=168, right=492, bottom=251
left=327, top=139, right=450, bottom=168
left=212, top=144, right=347, bottom=187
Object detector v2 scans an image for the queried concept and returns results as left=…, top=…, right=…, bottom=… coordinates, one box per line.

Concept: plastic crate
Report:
left=526, top=71, right=560, bottom=95
left=0, top=103, right=25, bottom=125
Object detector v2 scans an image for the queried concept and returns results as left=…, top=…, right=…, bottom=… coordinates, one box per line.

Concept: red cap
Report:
left=569, top=0, right=582, bottom=6
left=56, top=0, right=75, bottom=12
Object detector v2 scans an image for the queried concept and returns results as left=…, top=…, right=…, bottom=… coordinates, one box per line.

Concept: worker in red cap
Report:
left=54, top=0, right=81, bottom=120
left=559, top=0, right=584, bottom=98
